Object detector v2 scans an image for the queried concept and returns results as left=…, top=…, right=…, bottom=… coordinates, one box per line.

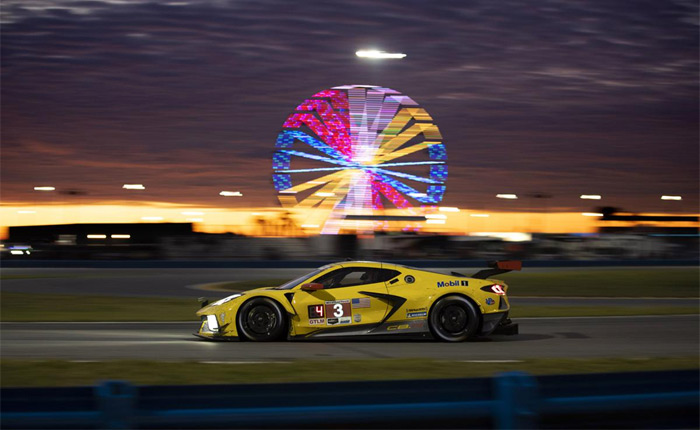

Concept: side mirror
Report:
left=301, top=283, right=324, bottom=291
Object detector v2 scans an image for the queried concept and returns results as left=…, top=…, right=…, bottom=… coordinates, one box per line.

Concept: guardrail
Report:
left=2, top=370, right=698, bottom=429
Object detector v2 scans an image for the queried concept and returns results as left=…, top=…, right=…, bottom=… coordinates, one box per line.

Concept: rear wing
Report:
left=471, top=260, right=522, bottom=280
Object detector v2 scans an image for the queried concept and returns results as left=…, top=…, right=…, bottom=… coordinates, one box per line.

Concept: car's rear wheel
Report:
left=429, top=295, right=480, bottom=342
left=237, top=298, right=287, bottom=341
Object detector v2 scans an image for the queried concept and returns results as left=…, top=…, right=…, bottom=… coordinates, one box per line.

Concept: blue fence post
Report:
left=493, top=372, right=539, bottom=429
left=95, top=381, right=136, bottom=429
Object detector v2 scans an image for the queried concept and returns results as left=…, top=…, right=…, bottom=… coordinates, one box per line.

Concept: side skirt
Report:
left=296, top=319, right=429, bottom=339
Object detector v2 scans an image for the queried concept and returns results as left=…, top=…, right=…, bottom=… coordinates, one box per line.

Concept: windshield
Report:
left=274, top=268, right=325, bottom=290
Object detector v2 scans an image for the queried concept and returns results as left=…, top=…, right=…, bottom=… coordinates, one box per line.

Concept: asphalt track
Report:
left=2, top=268, right=698, bottom=362
left=2, top=315, right=698, bottom=361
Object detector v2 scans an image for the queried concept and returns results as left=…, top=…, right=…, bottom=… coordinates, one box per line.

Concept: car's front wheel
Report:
left=429, top=295, right=480, bottom=342
left=237, top=298, right=288, bottom=341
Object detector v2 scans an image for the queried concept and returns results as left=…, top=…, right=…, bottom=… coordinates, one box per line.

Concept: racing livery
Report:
left=195, top=260, right=520, bottom=342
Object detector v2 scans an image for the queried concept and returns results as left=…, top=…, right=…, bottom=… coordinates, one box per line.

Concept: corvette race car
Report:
left=196, top=260, right=520, bottom=342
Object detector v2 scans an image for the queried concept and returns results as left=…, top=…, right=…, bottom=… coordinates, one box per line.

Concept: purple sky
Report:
left=2, top=0, right=698, bottom=213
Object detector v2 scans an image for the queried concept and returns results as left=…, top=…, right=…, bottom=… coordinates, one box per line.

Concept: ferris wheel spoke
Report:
left=371, top=161, right=444, bottom=168
left=369, top=173, right=411, bottom=209
left=279, top=170, right=347, bottom=195
left=371, top=167, right=444, bottom=185
left=374, top=141, right=442, bottom=166
left=276, top=167, right=346, bottom=174
left=277, top=130, right=349, bottom=162
left=375, top=123, right=440, bottom=161
left=297, top=173, right=352, bottom=209
left=372, top=172, right=441, bottom=204
left=280, top=149, right=353, bottom=168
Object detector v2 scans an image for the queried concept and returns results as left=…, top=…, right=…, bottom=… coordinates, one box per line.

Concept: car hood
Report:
left=196, top=285, right=281, bottom=315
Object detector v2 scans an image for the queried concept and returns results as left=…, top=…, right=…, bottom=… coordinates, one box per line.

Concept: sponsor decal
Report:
left=329, top=316, right=351, bottom=325
left=308, top=304, right=325, bottom=319
left=407, top=311, right=427, bottom=318
left=406, top=307, right=426, bottom=312
left=325, top=300, right=351, bottom=319
left=353, top=313, right=362, bottom=323
left=437, top=280, right=468, bottom=288
left=309, top=318, right=325, bottom=325
left=351, top=297, right=371, bottom=308
left=485, top=298, right=495, bottom=305
left=387, top=323, right=410, bottom=331
left=437, top=280, right=462, bottom=288
left=404, top=275, right=415, bottom=284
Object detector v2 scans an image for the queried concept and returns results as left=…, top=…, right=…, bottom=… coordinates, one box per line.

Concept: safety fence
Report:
left=2, top=370, right=698, bottom=429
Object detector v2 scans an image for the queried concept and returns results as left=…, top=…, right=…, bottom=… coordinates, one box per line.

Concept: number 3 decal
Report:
left=333, top=303, right=343, bottom=317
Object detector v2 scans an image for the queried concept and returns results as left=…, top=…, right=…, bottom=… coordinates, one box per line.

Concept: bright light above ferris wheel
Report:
left=356, top=50, right=406, bottom=59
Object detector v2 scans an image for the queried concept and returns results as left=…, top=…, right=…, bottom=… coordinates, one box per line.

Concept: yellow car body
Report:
left=195, top=260, right=519, bottom=342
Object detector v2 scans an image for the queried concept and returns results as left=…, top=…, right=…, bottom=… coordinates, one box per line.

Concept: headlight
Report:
left=206, top=315, right=219, bottom=331
left=210, top=293, right=242, bottom=306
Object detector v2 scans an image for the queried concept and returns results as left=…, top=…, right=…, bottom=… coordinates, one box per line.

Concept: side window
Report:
left=312, top=268, right=386, bottom=289
left=313, top=268, right=349, bottom=289
left=336, top=270, right=371, bottom=287
left=377, top=269, right=401, bottom=283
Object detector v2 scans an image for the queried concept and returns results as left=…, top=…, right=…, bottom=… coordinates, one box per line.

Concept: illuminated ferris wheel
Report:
left=272, top=85, right=447, bottom=233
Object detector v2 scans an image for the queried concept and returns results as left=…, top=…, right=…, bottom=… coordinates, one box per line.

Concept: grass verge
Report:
left=208, top=268, right=699, bottom=297
left=1, top=292, right=198, bottom=322
left=1, top=292, right=697, bottom=322
left=1, top=357, right=697, bottom=387
left=498, top=268, right=698, bottom=297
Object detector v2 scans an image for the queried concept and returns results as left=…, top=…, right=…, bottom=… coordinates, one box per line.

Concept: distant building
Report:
left=4, top=223, right=194, bottom=259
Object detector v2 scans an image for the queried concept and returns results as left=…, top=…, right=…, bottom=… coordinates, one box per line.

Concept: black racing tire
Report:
left=236, top=298, right=288, bottom=342
left=429, top=295, right=480, bottom=342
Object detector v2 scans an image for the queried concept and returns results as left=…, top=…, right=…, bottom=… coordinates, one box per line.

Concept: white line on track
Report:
left=440, top=360, right=523, bottom=363
left=516, top=314, right=698, bottom=320
left=63, top=360, right=292, bottom=364
left=198, top=361, right=292, bottom=365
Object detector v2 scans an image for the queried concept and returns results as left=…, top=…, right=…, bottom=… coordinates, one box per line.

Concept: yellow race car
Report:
left=195, top=260, right=520, bottom=342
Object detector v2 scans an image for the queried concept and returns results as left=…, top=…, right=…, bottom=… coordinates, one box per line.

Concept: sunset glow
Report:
left=2, top=202, right=697, bottom=240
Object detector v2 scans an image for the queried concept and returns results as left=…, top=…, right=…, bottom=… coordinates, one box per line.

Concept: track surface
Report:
left=2, top=315, right=697, bottom=361
left=3, top=268, right=698, bottom=361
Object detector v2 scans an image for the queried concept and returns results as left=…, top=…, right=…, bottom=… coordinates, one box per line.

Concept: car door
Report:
left=291, top=266, right=389, bottom=333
